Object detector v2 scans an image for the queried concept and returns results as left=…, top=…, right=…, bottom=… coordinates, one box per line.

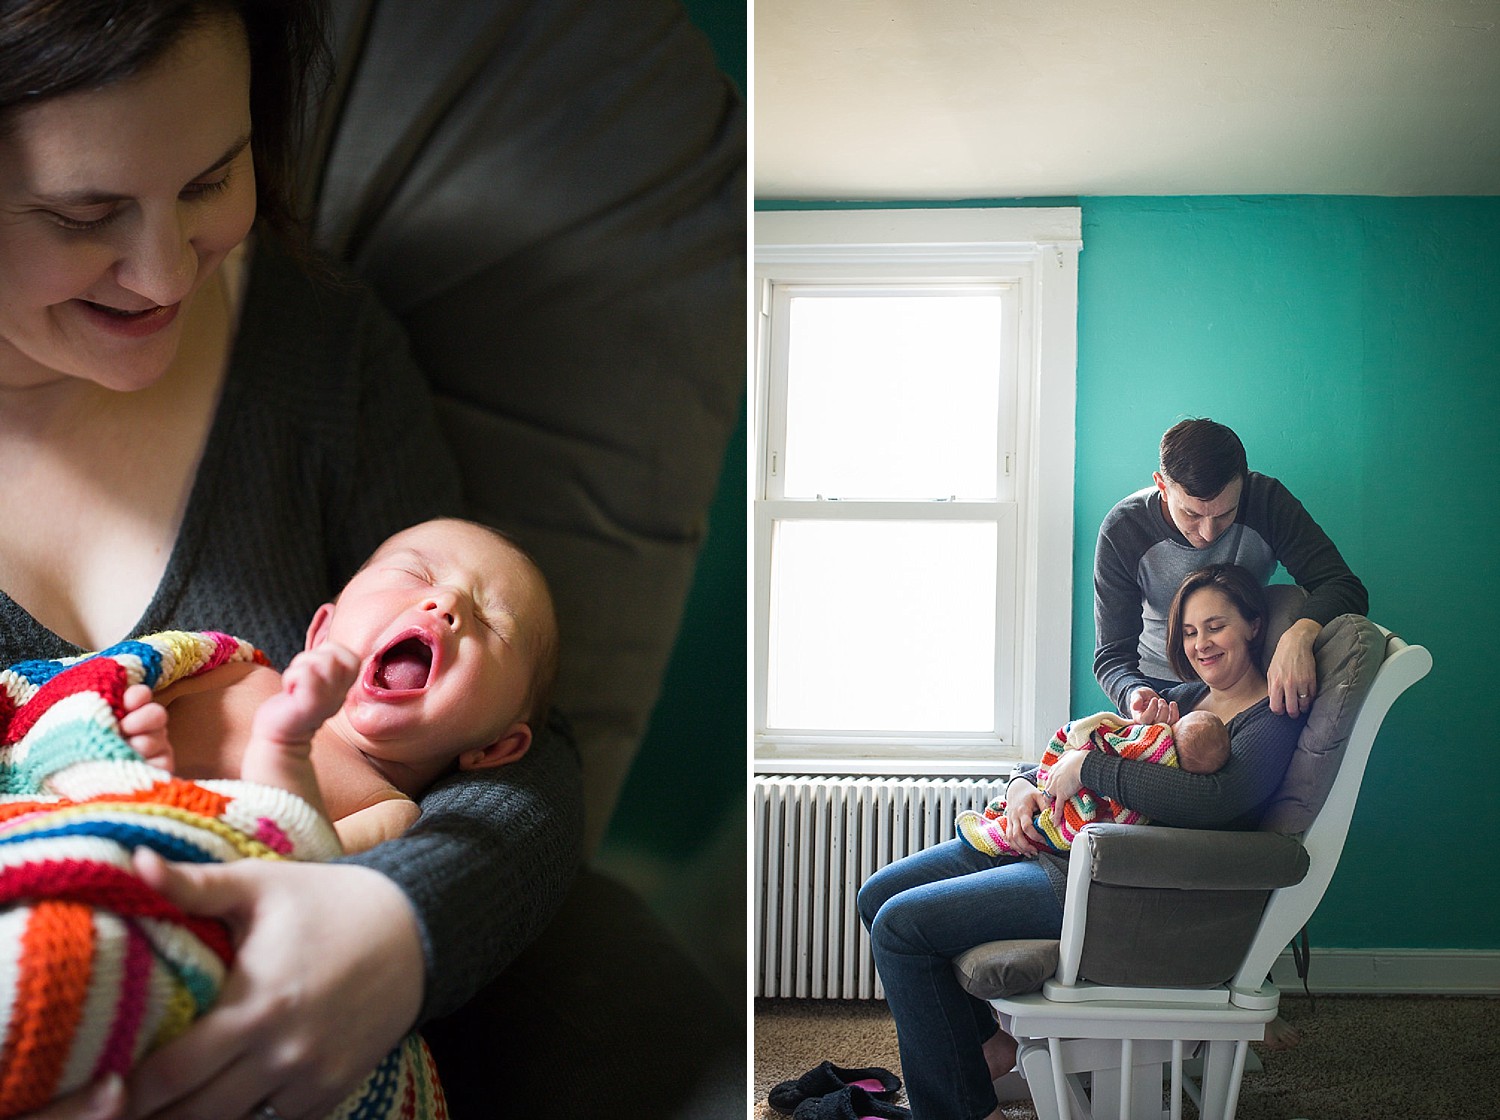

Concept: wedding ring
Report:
left=255, top=1105, right=287, bottom=1120
left=1297, top=693, right=1308, bottom=699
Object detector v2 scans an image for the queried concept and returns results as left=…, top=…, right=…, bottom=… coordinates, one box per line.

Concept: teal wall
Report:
left=1073, top=196, right=1500, bottom=951
left=759, top=195, right=1500, bottom=952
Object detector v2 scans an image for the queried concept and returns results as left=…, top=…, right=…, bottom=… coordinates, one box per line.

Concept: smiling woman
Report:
left=0, top=18, right=254, bottom=394
left=0, top=3, right=586, bottom=1119
left=857, top=561, right=1307, bottom=1120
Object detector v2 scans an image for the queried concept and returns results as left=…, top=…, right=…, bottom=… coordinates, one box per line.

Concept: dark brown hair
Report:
left=1159, top=418, right=1248, bottom=500
left=0, top=0, right=329, bottom=242
left=1166, top=563, right=1268, bottom=682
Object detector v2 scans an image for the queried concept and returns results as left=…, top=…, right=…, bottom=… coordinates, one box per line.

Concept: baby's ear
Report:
left=304, top=603, right=336, bottom=651
left=459, top=723, right=533, bottom=772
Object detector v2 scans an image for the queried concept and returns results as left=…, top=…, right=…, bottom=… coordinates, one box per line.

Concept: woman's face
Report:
left=1180, top=586, right=1262, bottom=692
left=0, top=16, right=256, bottom=393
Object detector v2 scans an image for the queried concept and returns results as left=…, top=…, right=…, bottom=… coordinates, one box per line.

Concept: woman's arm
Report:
left=325, top=280, right=586, bottom=1018
left=1078, top=702, right=1303, bottom=829
left=344, top=720, right=583, bottom=1019
left=116, top=253, right=585, bottom=1117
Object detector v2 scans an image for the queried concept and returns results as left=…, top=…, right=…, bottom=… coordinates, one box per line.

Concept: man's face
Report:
left=1153, top=472, right=1242, bottom=548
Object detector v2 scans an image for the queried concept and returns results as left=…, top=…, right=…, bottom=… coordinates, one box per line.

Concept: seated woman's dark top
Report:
left=1028, top=681, right=1306, bottom=907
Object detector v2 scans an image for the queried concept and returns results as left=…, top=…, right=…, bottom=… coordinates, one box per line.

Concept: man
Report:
left=1094, top=418, right=1367, bottom=721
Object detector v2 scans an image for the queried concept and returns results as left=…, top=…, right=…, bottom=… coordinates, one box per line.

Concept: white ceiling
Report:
left=754, top=0, right=1500, bottom=199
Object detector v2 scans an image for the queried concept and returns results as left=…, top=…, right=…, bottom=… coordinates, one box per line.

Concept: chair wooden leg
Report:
left=1169, top=1039, right=1184, bottom=1120
left=1196, top=1039, right=1248, bottom=1120
left=1048, top=1038, right=1073, bottom=1120
left=1221, top=1039, right=1251, bottom=1120
left=1017, top=1039, right=1067, bottom=1120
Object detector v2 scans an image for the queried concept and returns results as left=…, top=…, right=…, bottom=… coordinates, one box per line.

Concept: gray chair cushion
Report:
left=307, top=0, right=746, bottom=851
left=1260, top=613, right=1387, bottom=835
left=953, top=939, right=1061, bottom=1000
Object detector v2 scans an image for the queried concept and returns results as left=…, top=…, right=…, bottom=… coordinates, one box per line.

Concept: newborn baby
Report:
left=957, top=709, right=1229, bottom=857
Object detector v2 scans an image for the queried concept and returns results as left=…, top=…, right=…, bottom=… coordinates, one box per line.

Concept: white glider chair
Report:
left=951, top=589, right=1432, bottom=1120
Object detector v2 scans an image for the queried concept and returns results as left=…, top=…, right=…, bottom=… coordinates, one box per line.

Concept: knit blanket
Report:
left=0, top=631, right=445, bottom=1119
left=957, top=712, right=1179, bottom=857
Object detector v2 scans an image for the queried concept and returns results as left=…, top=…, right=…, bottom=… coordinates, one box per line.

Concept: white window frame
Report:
left=753, top=208, right=1080, bottom=774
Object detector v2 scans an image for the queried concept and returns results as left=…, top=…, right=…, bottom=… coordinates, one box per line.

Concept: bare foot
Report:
left=240, top=643, right=360, bottom=807
left=1261, top=1014, right=1301, bottom=1050
left=120, top=683, right=174, bottom=770
left=983, top=1025, right=1018, bottom=1080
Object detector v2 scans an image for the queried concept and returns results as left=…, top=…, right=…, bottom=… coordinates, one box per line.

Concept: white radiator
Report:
left=754, top=774, right=1012, bottom=999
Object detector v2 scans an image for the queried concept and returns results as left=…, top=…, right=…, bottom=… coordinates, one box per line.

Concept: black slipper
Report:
left=790, top=1085, right=913, bottom=1120
left=768, top=1061, right=902, bottom=1114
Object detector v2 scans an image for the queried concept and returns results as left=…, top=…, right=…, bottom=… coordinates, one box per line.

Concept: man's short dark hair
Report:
left=1159, top=419, right=1248, bottom=499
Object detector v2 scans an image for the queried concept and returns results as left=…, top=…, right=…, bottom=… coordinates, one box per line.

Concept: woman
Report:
left=858, top=564, right=1305, bottom=1120
left=0, top=4, right=579, bottom=1118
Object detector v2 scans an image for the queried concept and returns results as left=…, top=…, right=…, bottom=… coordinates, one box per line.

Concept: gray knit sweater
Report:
left=1093, top=473, right=1368, bottom=712
left=0, top=241, right=582, bottom=1022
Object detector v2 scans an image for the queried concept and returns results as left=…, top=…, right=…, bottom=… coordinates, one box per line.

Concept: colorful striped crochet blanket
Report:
left=0, top=631, right=445, bottom=1119
left=957, top=712, right=1179, bottom=857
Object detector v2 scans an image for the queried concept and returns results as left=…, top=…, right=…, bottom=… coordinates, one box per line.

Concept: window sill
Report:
left=754, top=746, right=1025, bottom=778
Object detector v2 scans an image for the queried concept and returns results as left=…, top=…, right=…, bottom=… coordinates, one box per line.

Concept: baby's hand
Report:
left=120, top=683, right=173, bottom=770
left=258, top=644, right=362, bottom=743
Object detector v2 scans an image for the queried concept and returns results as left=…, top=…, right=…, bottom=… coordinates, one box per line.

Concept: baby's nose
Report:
left=422, top=594, right=459, bottom=628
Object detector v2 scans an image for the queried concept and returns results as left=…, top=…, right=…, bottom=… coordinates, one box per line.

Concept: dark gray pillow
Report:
left=952, top=939, right=1061, bottom=1000
left=1260, top=614, right=1387, bottom=835
left=307, top=0, right=745, bottom=851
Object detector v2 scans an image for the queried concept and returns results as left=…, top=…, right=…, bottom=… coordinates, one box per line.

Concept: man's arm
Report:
left=1258, top=476, right=1368, bottom=714
left=1094, top=521, right=1153, bottom=713
left=1262, top=476, right=1368, bottom=623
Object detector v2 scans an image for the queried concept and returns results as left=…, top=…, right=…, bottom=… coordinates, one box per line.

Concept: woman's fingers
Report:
left=122, top=856, right=424, bottom=1120
left=1011, top=790, right=1049, bottom=851
left=20, top=1076, right=126, bottom=1120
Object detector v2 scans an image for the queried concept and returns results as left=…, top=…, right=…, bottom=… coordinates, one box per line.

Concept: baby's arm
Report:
left=334, top=795, right=422, bottom=854
left=240, top=644, right=361, bottom=824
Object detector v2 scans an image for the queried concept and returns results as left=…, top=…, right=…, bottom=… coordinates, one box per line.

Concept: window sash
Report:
left=754, top=499, right=1018, bottom=752
left=753, top=208, right=1080, bottom=773
left=761, top=281, right=1020, bottom=504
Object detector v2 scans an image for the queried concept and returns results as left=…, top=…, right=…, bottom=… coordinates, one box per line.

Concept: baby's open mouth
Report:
left=373, top=636, right=433, bottom=692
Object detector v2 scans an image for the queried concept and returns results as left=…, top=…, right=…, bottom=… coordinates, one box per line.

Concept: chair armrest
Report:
left=1081, top=824, right=1309, bottom=891
left=1055, top=825, right=1309, bottom=988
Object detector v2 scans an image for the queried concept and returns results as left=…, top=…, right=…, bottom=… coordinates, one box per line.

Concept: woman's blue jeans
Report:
left=857, top=839, right=1065, bottom=1120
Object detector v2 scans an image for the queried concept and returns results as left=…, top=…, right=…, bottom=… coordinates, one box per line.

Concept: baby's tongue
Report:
left=376, top=640, right=430, bottom=691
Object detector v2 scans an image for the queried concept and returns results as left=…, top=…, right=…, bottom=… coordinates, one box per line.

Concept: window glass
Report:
left=766, top=519, right=998, bottom=732
left=782, top=291, right=1003, bottom=501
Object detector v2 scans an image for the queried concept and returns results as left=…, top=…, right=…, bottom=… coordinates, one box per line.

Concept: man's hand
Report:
left=1267, top=618, right=1321, bottom=718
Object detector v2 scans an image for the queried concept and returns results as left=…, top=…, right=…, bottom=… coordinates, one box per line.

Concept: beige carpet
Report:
left=754, top=994, right=1500, bottom=1119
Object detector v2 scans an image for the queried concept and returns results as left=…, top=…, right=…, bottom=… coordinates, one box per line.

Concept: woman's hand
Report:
left=18, top=1076, right=126, bottom=1120
left=1041, top=747, right=1087, bottom=806
left=999, top=780, right=1050, bottom=856
left=123, top=851, right=425, bottom=1120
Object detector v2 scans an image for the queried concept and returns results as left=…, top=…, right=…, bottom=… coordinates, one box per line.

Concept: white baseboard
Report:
left=1272, top=948, right=1500, bottom=995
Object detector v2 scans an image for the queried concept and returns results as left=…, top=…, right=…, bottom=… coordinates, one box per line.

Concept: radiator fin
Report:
left=754, top=775, right=1011, bottom=999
